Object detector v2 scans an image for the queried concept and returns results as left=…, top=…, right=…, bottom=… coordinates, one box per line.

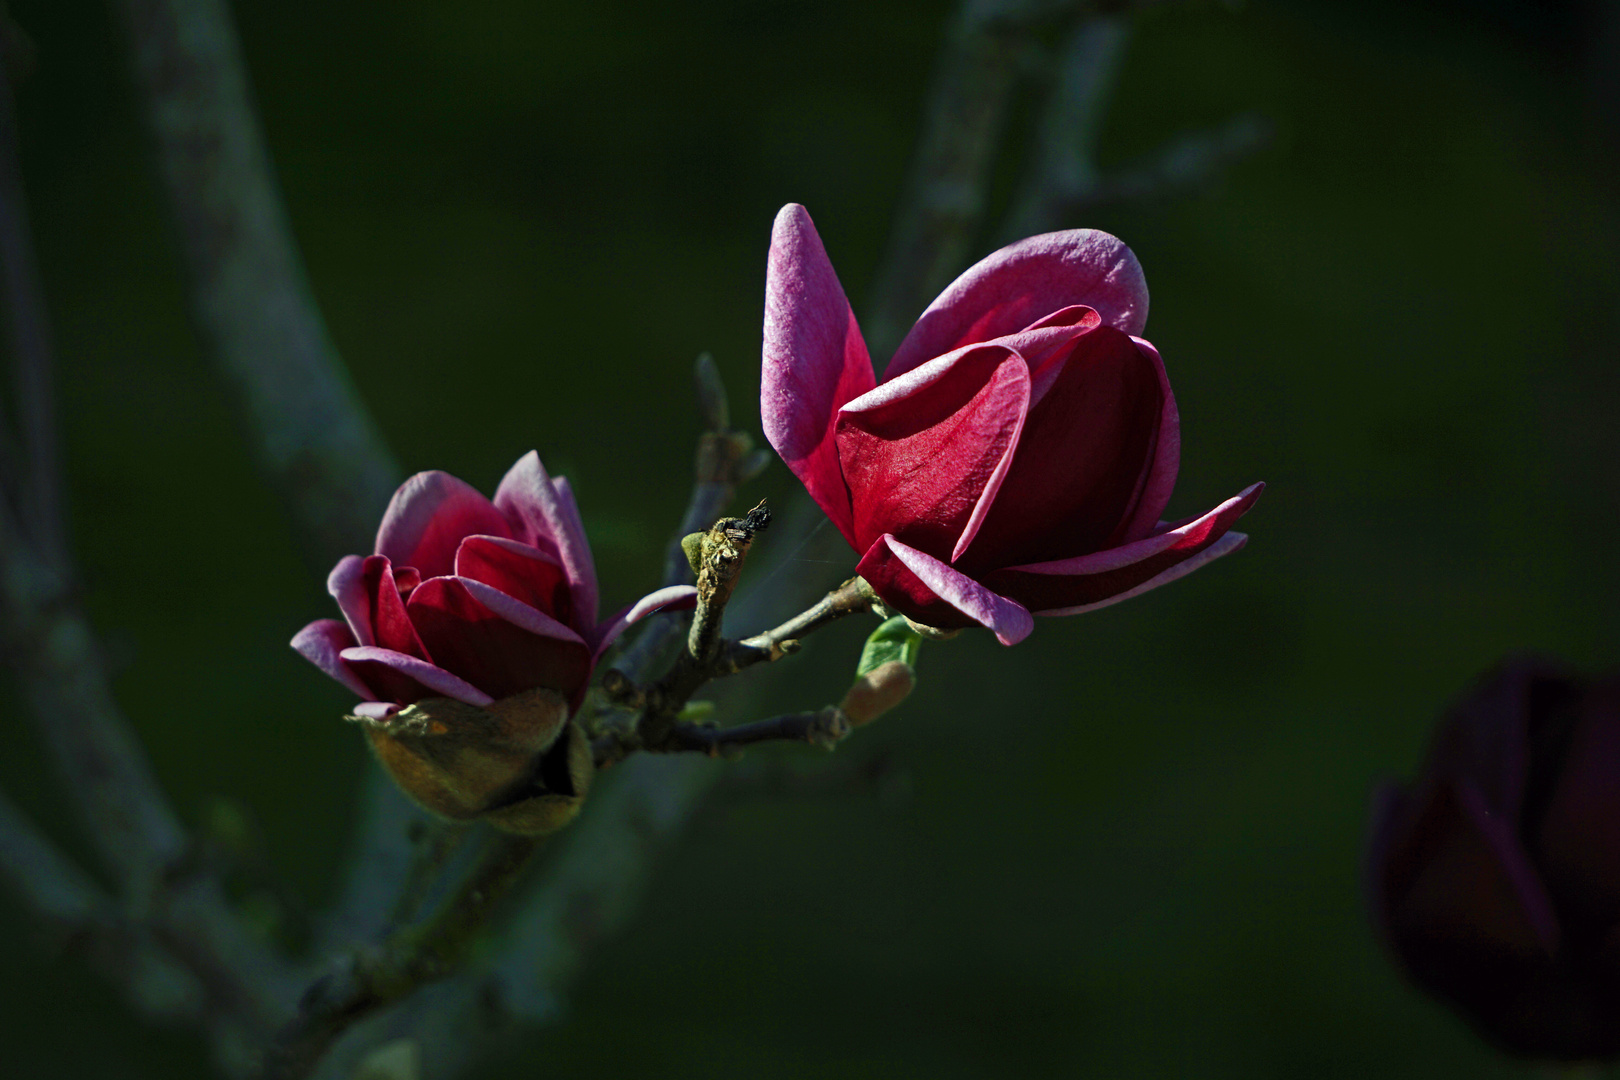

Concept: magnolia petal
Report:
left=835, top=343, right=1029, bottom=560
left=1031, top=531, right=1247, bottom=617
left=454, top=534, right=574, bottom=630
left=1007, top=306, right=1106, bottom=406
left=1387, top=778, right=1562, bottom=960
left=291, top=619, right=374, bottom=699
left=1116, top=337, right=1181, bottom=544
left=549, top=475, right=600, bottom=626
left=986, top=482, right=1262, bottom=612
left=588, top=585, right=700, bottom=661
left=406, top=577, right=592, bottom=705
left=360, top=555, right=431, bottom=659
left=958, top=326, right=1166, bottom=569
left=762, top=203, right=877, bottom=544
left=857, top=534, right=1033, bottom=646
left=338, top=645, right=495, bottom=708
left=376, top=471, right=512, bottom=580
left=327, top=554, right=373, bottom=647
left=493, top=453, right=599, bottom=626
left=887, top=229, right=1149, bottom=380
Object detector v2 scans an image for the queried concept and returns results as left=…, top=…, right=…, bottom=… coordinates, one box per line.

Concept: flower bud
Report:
left=354, top=686, right=593, bottom=836
left=839, top=660, right=915, bottom=727
left=1367, top=658, right=1620, bottom=1060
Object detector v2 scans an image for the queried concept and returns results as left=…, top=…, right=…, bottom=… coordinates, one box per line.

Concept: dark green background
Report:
left=3, top=0, right=1617, bottom=1076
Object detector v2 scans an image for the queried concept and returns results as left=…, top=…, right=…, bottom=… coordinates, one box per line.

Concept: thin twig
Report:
left=665, top=707, right=851, bottom=756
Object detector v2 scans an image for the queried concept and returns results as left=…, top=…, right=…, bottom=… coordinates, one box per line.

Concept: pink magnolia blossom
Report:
left=292, top=451, right=695, bottom=715
left=761, top=203, right=1263, bottom=645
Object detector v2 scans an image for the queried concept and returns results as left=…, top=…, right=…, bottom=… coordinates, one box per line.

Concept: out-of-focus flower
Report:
left=292, top=452, right=694, bottom=830
left=1367, top=658, right=1620, bottom=1060
left=760, top=203, right=1261, bottom=645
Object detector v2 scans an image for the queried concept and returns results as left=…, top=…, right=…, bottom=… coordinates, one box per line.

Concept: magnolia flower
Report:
left=761, top=203, right=1261, bottom=644
left=293, top=451, right=693, bottom=715
left=1368, top=659, right=1620, bottom=1060
left=291, top=452, right=693, bottom=831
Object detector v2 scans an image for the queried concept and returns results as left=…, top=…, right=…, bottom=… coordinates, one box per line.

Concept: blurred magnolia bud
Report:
left=1367, top=657, right=1620, bottom=1060
left=839, top=660, right=915, bottom=727
left=353, top=686, right=593, bottom=836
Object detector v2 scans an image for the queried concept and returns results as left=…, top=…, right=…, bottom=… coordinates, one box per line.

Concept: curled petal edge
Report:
left=861, top=534, right=1034, bottom=646
left=589, top=585, right=700, bottom=662
left=1032, top=530, right=1248, bottom=617
left=337, top=645, right=495, bottom=708
left=291, top=619, right=373, bottom=700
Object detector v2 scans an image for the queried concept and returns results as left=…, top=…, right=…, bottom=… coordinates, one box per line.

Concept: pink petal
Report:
left=886, top=229, right=1149, bottom=381
left=376, top=471, right=512, bottom=580
left=327, top=555, right=373, bottom=647
left=956, top=327, right=1167, bottom=571
left=856, top=534, right=1033, bottom=646
left=338, top=645, right=495, bottom=708
left=1116, top=337, right=1180, bottom=544
left=406, top=576, right=592, bottom=706
left=351, top=701, right=401, bottom=720
left=985, top=483, right=1262, bottom=614
left=360, top=555, right=431, bottom=659
left=588, top=585, right=700, bottom=661
left=1032, top=531, right=1247, bottom=617
left=454, top=534, right=574, bottom=629
left=548, top=476, right=600, bottom=627
left=493, top=453, right=599, bottom=627
left=291, top=619, right=373, bottom=699
left=761, top=204, right=878, bottom=545
left=835, top=343, right=1029, bottom=562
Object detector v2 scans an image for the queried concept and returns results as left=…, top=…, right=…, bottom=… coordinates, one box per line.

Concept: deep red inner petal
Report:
left=958, top=327, right=1161, bottom=572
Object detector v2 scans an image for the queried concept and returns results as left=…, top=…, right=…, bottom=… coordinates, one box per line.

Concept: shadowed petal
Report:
left=857, top=534, right=1033, bottom=645
left=588, top=585, right=700, bottom=661
left=549, top=476, right=599, bottom=625
left=836, top=343, right=1029, bottom=560
left=985, top=483, right=1262, bottom=613
left=360, top=555, right=430, bottom=659
left=762, top=204, right=877, bottom=544
left=454, top=535, right=573, bottom=629
left=338, top=645, right=495, bottom=708
left=376, top=471, right=512, bottom=580
left=1116, top=337, right=1180, bottom=543
left=407, top=576, right=592, bottom=706
left=1532, top=677, right=1620, bottom=932
left=493, top=453, right=599, bottom=627
left=958, top=327, right=1165, bottom=570
left=291, top=619, right=373, bottom=699
left=1382, top=777, right=1562, bottom=968
left=327, top=555, right=373, bottom=647
left=887, top=228, right=1149, bottom=380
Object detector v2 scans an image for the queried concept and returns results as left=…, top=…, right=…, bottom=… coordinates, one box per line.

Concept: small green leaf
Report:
left=857, top=616, right=922, bottom=678
left=677, top=700, right=715, bottom=723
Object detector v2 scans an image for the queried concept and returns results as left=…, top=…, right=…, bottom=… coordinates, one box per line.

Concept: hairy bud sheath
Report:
left=355, top=688, right=593, bottom=836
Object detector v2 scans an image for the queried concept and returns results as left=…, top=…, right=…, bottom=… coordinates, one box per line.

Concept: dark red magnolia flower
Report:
left=760, top=204, right=1262, bottom=645
left=292, top=451, right=695, bottom=716
left=1367, top=658, right=1620, bottom=1060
